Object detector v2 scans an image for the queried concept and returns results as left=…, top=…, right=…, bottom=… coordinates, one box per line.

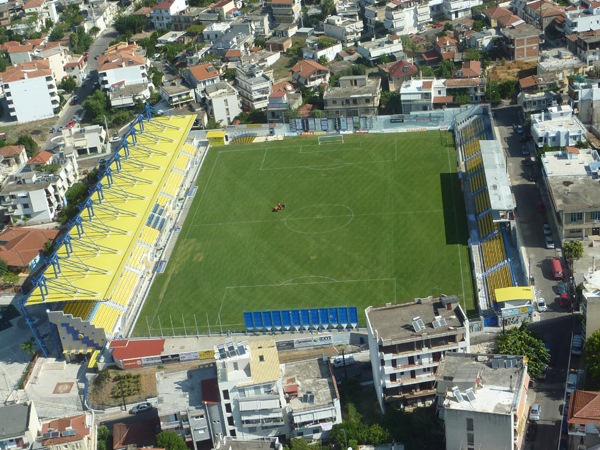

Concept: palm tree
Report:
left=20, top=338, right=36, bottom=356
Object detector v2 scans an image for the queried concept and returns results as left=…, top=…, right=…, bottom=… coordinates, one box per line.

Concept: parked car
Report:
left=522, top=145, right=530, bottom=156
left=559, top=293, right=570, bottom=308
left=332, top=354, right=355, bottom=368
left=129, top=402, right=152, bottom=414
left=567, top=372, right=578, bottom=393
left=536, top=298, right=547, bottom=312
left=572, top=335, right=584, bottom=356
left=543, top=223, right=552, bottom=236
left=69, top=95, right=78, bottom=106
left=529, top=403, right=541, bottom=421
left=516, top=124, right=524, bottom=134
left=545, top=235, right=555, bottom=249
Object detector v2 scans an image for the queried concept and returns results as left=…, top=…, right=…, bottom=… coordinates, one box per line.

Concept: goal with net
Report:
left=318, top=134, right=344, bottom=145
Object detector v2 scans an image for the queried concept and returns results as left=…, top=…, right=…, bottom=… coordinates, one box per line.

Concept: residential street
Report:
left=494, top=106, right=577, bottom=450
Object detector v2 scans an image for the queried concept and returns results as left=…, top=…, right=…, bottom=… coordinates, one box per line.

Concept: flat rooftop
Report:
left=156, top=365, right=216, bottom=413
left=547, top=175, right=600, bottom=212
left=541, top=149, right=598, bottom=177
left=240, top=340, right=281, bottom=386
left=284, top=358, right=338, bottom=412
left=324, top=78, right=380, bottom=99
left=366, top=296, right=465, bottom=344
left=532, top=115, right=585, bottom=133
left=480, top=140, right=514, bottom=212
left=438, top=353, right=526, bottom=415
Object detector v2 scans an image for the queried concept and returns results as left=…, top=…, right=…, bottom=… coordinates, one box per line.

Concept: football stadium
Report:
left=17, top=105, right=521, bottom=359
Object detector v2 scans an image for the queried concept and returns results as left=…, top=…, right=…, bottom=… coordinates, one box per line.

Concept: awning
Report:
left=321, top=422, right=333, bottom=431
left=62, top=348, right=93, bottom=355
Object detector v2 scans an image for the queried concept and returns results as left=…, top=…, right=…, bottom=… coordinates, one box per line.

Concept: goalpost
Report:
left=318, top=134, right=344, bottom=145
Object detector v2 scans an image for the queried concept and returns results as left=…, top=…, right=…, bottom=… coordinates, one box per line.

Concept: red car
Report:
left=559, top=293, right=570, bottom=308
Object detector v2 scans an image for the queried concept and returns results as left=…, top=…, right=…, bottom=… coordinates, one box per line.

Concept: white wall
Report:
left=444, top=408, right=513, bottom=450
left=209, top=90, right=240, bottom=125
left=7, top=76, right=56, bottom=122
left=101, top=64, right=147, bottom=88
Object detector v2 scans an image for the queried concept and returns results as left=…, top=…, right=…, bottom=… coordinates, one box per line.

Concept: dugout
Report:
left=206, top=130, right=228, bottom=146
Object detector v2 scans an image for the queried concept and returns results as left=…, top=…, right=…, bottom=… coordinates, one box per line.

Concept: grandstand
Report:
left=454, top=114, right=517, bottom=314
left=20, top=111, right=198, bottom=359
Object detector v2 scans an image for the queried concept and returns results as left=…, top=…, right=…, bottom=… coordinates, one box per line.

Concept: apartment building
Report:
left=512, top=0, right=565, bottom=30
left=441, top=0, right=482, bottom=19
left=290, top=59, right=330, bottom=89
left=270, top=0, right=301, bottom=25
left=97, top=44, right=151, bottom=107
left=185, top=63, right=220, bottom=102
left=568, top=78, right=600, bottom=125
left=160, top=83, right=194, bottom=107
left=437, top=354, right=529, bottom=450
left=538, top=48, right=585, bottom=90
left=302, top=39, right=343, bottom=62
left=0, top=145, right=28, bottom=179
left=2, top=59, right=59, bottom=122
left=0, top=402, right=41, bottom=450
left=366, top=295, right=470, bottom=412
left=39, top=413, right=94, bottom=450
left=215, top=340, right=287, bottom=440
left=58, top=124, right=107, bottom=157
left=235, top=65, right=273, bottom=110
left=565, top=30, right=600, bottom=65
left=323, top=15, right=363, bottom=44
left=205, top=81, right=241, bottom=126
left=356, top=34, right=404, bottom=61
left=399, top=77, right=485, bottom=112
left=203, top=22, right=232, bottom=41
left=150, top=0, right=188, bottom=29
left=246, top=14, right=271, bottom=38
left=580, top=270, right=600, bottom=339
left=323, top=75, right=381, bottom=118
left=563, top=0, right=600, bottom=33
left=531, top=104, right=587, bottom=148
left=0, top=150, right=78, bottom=224
left=517, top=75, right=559, bottom=112
left=266, top=89, right=302, bottom=122
left=284, top=358, right=342, bottom=439
left=171, top=7, right=204, bottom=31
left=540, top=148, right=600, bottom=240
left=384, top=2, right=430, bottom=35
left=499, top=24, right=540, bottom=60
left=384, top=60, right=418, bottom=90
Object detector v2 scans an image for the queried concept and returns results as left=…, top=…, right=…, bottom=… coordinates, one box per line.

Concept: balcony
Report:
left=568, top=423, right=587, bottom=436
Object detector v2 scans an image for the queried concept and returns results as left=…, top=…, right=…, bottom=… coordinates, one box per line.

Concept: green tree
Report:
left=97, top=425, right=111, bottom=450
left=58, top=77, right=77, bottom=93
left=0, top=258, right=8, bottom=276
left=49, top=25, right=67, bottom=41
left=318, top=55, right=328, bottom=66
left=321, top=0, right=336, bottom=16
left=83, top=89, right=108, bottom=123
left=206, top=118, right=222, bottom=129
left=485, top=81, right=501, bottom=105
left=464, top=47, right=481, bottom=61
left=420, top=65, right=435, bottom=77
left=379, top=90, right=402, bottom=114
left=453, top=88, right=471, bottom=105
left=3, top=271, right=18, bottom=286
left=435, top=59, right=455, bottom=78
left=16, top=134, right=39, bottom=157
left=20, top=337, right=36, bottom=356
left=89, top=26, right=100, bottom=37
left=285, top=438, right=312, bottom=450
left=497, top=79, right=517, bottom=100
left=186, top=24, right=205, bottom=37
left=114, top=15, right=147, bottom=35
left=563, top=240, right=584, bottom=270
left=155, top=431, right=187, bottom=450
left=497, top=322, right=550, bottom=379
left=585, top=330, right=600, bottom=387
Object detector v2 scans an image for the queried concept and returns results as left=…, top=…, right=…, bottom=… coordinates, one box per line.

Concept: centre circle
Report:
left=284, top=204, right=354, bottom=235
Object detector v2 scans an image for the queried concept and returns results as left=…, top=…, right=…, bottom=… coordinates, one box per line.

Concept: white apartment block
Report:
left=0, top=145, right=28, bottom=181
left=442, top=0, right=481, bottom=19
left=356, top=34, right=404, bottom=61
left=97, top=44, right=150, bottom=93
left=568, top=79, right=600, bottom=125
left=271, top=0, right=301, bottom=25
left=82, top=0, right=117, bottom=34
left=302, top=39, right=343, bottom=62
left=399, top=77, right=485, bottom=112
left=57, top=125, right=108, bottom=157
left=32, top=45, right=69, bottom=83
left=0, top=150, right=78, bottom=224
left=205, top=81, right=241, bottom=126
left=185, top=63, right=221, bottom=102
left=215, top=340, right=288, bottom=441
left=203, top=21, right=232, bottom=41
left=366, top=295, right=470, bottom=412
left=531, top=104, right=587, bottom=148
left=564, top=0, right=600, bottom=34
left=384, top=3, right=431, bottom=35
left=437, top=354, right=530, bottom=450
left=323, top=15, right=363, bottom=44
left=150, top=0, right=188, bottom=30
left=2, top=59, right=59, bottom=122
left=235, top=66, right=273, bottom=110
left=364, top=5, right=385, bottom=34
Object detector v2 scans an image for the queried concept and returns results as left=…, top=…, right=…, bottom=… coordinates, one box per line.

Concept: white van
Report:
left=567, top=372, right=578, bottom=393
left=332, top=354, right=355, bottom=368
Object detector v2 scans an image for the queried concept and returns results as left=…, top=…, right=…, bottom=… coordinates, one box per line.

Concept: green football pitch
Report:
left=132, top=131, right=474, bottom=336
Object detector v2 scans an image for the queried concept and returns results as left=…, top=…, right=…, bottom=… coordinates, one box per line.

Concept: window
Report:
left=571, top=212, right=583, bottom=222
left=332, top=100, right=337, bottom=104
left=365, top=98, right=370, bottom=103
left=467, top=418, right=474, bottom=431
left=23, top=203, right=29, bottom=209
left=467, top=432, right=474, bottom=446
left=222, top=390, right=230, bottom=400
left=591, top=211, right=600, bottom=220
left=259, top=355, right=265, bottom=362
left=353, top=99, right=358, bottom=104
left=233, top=362, right=239, bottom=370
left=225, top=403, right=232, bottom=413
left=228, top=416, right=235, bottom=426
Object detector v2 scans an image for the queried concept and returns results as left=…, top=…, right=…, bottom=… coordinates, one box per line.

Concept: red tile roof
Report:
left=433, top=95, right=454, bottom=103
left=0, top=227, right=58, bottom=267
left=187, top=63, right=219, bottom=81
left=566, top=146, right=580, bottom=154
left=519, top=75, right=539, bottom=89
left=568, top=391, right=600, bottom=425
left=389, top=60, right=418, bottom=78
left=482, top=6, right=513, bottom=19
left=23, top=0, right=44, bottom=9
left=269, top=91, right=286, bottom=98
left=421, top=50, right=439, bottom=62
left=225, top=49, right=242, bottom=58
left=7, top=43, right=33, bottom=54
left=152, top=0, right=175, bottom=10
left=422, top=80, right=433, bottom=89
left=436, top=36, right=457, bottom=47
left=272, top=80, right=295, bottom=92
left=27, top=150, right=53, bottom=165
left=0, top=145, right=24, bottom=158
left=110, top=339, right=165, bottom=361
left=454, top=60, right=481, bottom=78
left=445, top=78, right=483, bottom=87
left=97, top=49, right=146, bottom=71
left=290, top=59, right=329, bottom=78
left=113, top=422, right=158, bottom=450
left=41, top=414, right=89, bottom=446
